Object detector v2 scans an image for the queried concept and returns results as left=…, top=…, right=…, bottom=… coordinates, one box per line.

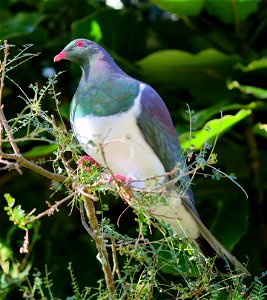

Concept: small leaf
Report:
left=180, top=109, right=251, bottom=150
left=253, top=123, right=267, bottom=139
left=4, top=193, right=15, bottom=207
left=228, top=81, right=267, bottom=99
left=235, top=59, right=267, bottom=72
left=184, top=100, right=267, bottom=129
left=13, top=205, right=25, bottom=222
left=88, top=20, right=103, bottom=42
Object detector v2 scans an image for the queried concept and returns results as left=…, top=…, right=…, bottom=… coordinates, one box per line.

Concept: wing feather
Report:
left=136, top=84, right=198, bottom=216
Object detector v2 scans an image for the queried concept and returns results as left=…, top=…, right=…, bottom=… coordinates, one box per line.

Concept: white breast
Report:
left=72, top=84, right=165, bottom=187
left=72, top=83, right=200, bottom=239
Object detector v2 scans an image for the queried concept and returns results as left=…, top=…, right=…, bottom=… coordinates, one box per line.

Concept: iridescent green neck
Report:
left=70, top=57, right=140, bottom=120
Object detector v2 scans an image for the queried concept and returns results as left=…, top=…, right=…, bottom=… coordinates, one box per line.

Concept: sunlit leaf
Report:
left=185, top=101, right=267, bottom=129
left=88, top=20, right=103, bottom=42
left=4, top=193, right=15, bottom=208
left=228, top=81, right=267, bottom=99
left=253, top=123, right=267, bottom=139
left=180, top=109, right=251, bottom=150
left=235, top=59, right=267, bottom=72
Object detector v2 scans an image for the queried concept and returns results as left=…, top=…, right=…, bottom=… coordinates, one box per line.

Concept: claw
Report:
left=78, top=155, right=100, bottom=172
left=107, top=173, right=133, bottom=185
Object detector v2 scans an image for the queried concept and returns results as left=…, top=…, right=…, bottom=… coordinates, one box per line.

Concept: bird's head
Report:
left=53, top=39, right=100, bottom=66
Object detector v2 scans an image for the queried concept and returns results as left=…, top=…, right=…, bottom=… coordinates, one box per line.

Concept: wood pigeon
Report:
left=54, top=38, right=249, bottom=275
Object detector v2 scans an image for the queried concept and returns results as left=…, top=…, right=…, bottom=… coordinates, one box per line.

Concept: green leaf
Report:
left=205, top=0, right=261, bottom=24
left=185, top=101, right=267, bottom=129
left=235, top=59, right=267, bottom=72
left=180, top=109, right=251, bottom=150
left=88, top=19, right=103, bottom=43
left=0, top=12, right=45, bottom=39
left=4, top=193, right=15, bottom=208
left=72, top=15, right=103, bottom=43
left=138, top=49, right=240, bottom=101
left=228, top=81, right=267, bottom=99
left=150, top=0, right=204, bottom=16
left=23, top=144, right=57, bottom=158
left=13, top=205, right=25, bottom=222
left=253, top=123, right=267, bottom=139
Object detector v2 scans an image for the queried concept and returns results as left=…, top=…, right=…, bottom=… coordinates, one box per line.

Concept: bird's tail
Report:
left=190, top=210, right=250, bottom=276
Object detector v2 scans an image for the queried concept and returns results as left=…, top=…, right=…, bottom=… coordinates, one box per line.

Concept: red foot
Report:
left=78, top=155, right=100, bottom=172
left=107, top=173, right=133, bottom=185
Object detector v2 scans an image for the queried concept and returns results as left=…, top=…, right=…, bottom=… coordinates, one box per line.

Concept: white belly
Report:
left=150, top=193, right=200, bottom=239
left=72, top=85, right=199, bottom=239
left=72, top=109, right=165, bottom=187
left=72, top=105, right=200, bottom=239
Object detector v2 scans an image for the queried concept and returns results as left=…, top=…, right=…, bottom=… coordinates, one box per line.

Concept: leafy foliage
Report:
left=1, top=0, right=267, bottom=298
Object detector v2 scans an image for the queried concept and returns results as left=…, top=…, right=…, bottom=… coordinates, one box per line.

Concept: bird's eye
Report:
left=76, top=40, right=84, bottom=48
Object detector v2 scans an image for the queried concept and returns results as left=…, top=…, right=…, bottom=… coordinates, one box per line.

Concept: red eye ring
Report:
left=76, top=40, right=84, bottom=47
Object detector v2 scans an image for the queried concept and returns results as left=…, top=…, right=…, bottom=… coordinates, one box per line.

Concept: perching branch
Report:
left=0, top=151, right=67, bottom=182
left=81, top=194, right=116, bottom=297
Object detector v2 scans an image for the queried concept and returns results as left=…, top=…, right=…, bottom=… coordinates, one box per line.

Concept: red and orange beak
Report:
left=53, top=51, right=68, bottom=62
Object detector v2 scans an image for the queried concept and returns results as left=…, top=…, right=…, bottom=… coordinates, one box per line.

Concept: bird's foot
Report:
left=107, top=173, right=133, bottom=185
left=77, top=155, right=100, bottom=172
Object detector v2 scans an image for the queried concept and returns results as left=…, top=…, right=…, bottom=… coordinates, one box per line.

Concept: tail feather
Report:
left=184, top=201, right=250, bottom=276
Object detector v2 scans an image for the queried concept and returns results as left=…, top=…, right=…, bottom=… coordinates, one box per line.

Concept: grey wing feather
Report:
left=136, top=84, right=199, bottom=217
left=137, top=84, right=250, bottom=275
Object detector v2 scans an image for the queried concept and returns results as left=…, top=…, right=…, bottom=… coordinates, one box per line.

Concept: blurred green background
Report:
left=1, top=0, right=267, bottom=298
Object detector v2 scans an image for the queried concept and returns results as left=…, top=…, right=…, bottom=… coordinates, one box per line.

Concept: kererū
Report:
left=54, top=38, right=249, bottom=275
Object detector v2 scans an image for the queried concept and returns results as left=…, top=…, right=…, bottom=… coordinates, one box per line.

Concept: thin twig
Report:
left=0, top=157, right=22, bottom=174
left=76, top=186, right=98, bottom=201
left=33, top=192, right=76, bottom=220
left=0, top=151, right=67, bottom=182
left=0, top=41, right=21, bottom=155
